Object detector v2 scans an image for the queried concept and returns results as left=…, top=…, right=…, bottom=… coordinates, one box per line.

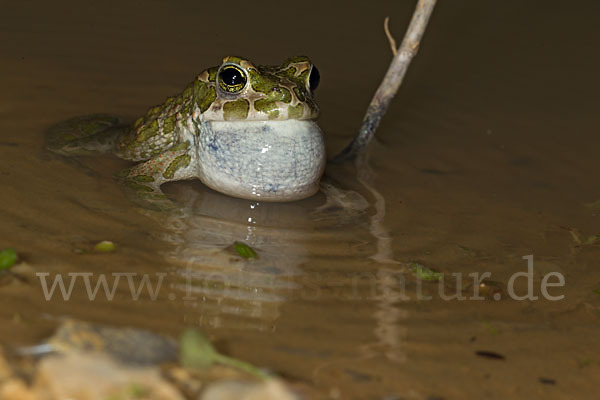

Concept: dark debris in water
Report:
left=476, top=280, right=504, bottom=300
left=343, top=368, right=374, bottom=382
left=461, top=279, right=505, bottom=301
left=475, top=350, right=505, bottom=360
left=455, top=244, right=478, bottom=258
left=538, top=377, right=557, bottom=385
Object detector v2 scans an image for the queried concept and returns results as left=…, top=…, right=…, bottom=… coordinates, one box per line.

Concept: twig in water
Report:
left=333, top=0, right=437, bottom=162
left=383, top=17, right=398, bottom=57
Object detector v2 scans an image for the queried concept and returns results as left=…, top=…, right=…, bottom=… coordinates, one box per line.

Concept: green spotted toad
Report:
left=47, top=56, right=325, bottom=208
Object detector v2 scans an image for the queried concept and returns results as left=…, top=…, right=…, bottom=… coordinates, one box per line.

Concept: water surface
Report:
left=1, top=1, right=599, bottom=398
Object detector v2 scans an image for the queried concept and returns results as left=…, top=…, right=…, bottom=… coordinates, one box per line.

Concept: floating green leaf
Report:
left=407, top=262, right=443, bottom=281
left=179, top=329, right=268, bottom=379
left=93, top=241, right=116, bottom=253
left=593, top=289, right=600, bottom=295
left=234, top=241, right=258, bottom=259
left=0, top=248, right=17, bottom=270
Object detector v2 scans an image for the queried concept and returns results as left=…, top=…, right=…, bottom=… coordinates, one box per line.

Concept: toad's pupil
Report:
left=309, top=66, right=320, bottom=91
left=221, top=67, right=245, bottom=86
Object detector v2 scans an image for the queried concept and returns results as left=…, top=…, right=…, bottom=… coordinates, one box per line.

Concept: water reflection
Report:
left=145, top=182, right=345, bottom=331
left=136, top=160, right=410, bottom=367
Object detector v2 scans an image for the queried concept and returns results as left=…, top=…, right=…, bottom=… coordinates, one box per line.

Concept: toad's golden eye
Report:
left=218, top=65, right=247, bottom=93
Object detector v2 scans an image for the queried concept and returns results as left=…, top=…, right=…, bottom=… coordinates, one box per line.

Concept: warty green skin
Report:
left=47, top=56, right=325, bottom=210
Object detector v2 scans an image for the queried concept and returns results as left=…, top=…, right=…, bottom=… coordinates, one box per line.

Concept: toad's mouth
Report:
left=195, top=120, right=326, bottom=201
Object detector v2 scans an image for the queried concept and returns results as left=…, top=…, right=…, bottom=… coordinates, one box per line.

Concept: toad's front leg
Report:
left=117, top=149, right=196, bottom=211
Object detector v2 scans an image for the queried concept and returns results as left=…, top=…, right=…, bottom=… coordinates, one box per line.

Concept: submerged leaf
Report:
left=234, top=241, right=258, bottom=259
left=0, top=248, right=17, bottom=270
left=407, top=262, right=443, bottom=281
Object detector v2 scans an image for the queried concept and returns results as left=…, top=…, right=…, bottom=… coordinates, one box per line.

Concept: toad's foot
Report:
left=116, top=149, right=196, bottom=212
left=46, top=114, right=127, bottom=156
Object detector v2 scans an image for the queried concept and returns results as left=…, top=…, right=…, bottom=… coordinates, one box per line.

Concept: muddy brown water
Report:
left=1, top=0, right=599, bottom=399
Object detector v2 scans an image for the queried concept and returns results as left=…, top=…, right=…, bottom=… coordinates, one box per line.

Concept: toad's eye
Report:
left=308, top=65, right=320, bottom=92
left=218, top=65, right=247, bottom=93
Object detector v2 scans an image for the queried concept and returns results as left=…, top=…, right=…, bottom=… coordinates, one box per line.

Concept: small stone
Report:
left=10, top=262, right=36, bottom=279
left=33, top=352, right=184, bottom=400
left=0, top=348, right=12, bottom=382
left=200, top=379, right=299, bottom=400
left=46, top=319, right=178, bottom=365
left=0, top=379, right=36, bottom=400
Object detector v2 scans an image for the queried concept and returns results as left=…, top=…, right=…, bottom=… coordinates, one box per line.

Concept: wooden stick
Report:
left=333, top=0, right=438, bottom=161
left=383, top=17, right=398, bottom=57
